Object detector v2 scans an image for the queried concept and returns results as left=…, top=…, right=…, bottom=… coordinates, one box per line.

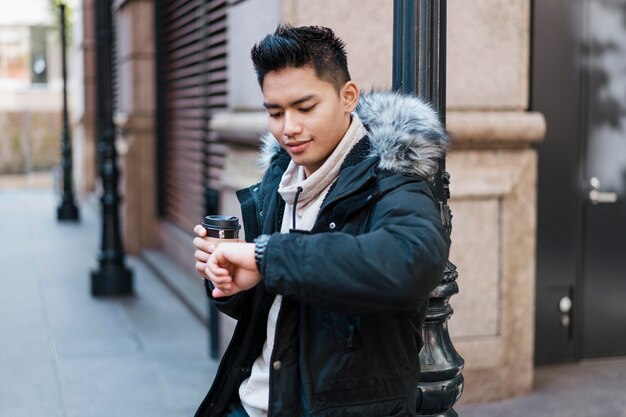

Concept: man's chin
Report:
left=289, top=155, right=306, bottom=166
left=289, top=154, right=313, bottom=170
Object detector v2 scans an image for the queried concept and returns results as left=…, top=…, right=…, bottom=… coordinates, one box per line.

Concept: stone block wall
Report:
left=113, top=0, right=158, bottom=254
left=0, top=111, right=61, bottom=174
left=71, top=0, right=98, bottom=197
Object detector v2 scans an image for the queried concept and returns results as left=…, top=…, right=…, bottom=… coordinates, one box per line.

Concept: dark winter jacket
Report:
left=195, top=91, right=451, bottom=417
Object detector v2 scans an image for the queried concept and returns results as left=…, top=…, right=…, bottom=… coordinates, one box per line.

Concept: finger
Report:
left=205, top=263, right=232, bottom=286
left=213, top=281, right=232, bottom=292
left=207, top=251, right=232, bottom=275
left=206, top=261, right=231, bottom=278
left=209, top=273, right=233, bottom=285
left=194, top=225, right=207, bottom=237
left=211, top=288, right=228, bottom=298
left=193, top=237, right=215, bottom=253
left=195, top=261, right=208, bottom=277
left=212, top=287, right=230, bottom=298
left=194, top=249, right=210, bottom=263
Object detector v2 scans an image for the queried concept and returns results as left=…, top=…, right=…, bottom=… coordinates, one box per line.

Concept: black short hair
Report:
left=251, top=25, right=351, bottom=93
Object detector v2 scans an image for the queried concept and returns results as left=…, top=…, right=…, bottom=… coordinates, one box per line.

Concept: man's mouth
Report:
left=285, top=140, right=312, bottom=154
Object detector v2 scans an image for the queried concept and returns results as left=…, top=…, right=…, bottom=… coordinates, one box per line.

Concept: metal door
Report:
left=580, top=0, right=626, bottom=358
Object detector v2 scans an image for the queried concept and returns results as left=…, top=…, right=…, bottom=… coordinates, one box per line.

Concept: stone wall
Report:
left=0, top=111, right=61, bottom=174
left=71, top=0, right=98, bottom=197
left=113, top=0, right=158, bottom=254
left=445, top=0, right=541, bottom=403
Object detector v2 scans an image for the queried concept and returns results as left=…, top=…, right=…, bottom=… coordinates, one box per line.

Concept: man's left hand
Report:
left=206, top=242, right=261, bottom=298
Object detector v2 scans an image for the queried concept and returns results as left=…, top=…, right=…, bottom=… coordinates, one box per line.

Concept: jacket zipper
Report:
left=314, top=172, right=376, bottom=227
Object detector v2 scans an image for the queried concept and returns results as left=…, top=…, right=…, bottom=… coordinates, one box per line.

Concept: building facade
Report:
left=71, top=0, right=626, bottom=405
left=0, top=2, right=64, bottom=176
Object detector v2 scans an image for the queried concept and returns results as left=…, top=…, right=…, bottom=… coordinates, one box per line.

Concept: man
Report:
left=192, top=25, right=450, bottom=417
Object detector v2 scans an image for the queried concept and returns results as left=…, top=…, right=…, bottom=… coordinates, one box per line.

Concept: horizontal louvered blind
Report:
left=159, top=0, right=228, bottom=231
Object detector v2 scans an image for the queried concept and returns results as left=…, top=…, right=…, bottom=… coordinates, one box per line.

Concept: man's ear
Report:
left=341, top=81, right=360, bottom=112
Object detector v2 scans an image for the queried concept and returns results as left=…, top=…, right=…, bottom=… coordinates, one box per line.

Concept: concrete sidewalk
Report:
left=456, top=356, right=626, bottom=417
left=0, top=185, right=217, bottom=417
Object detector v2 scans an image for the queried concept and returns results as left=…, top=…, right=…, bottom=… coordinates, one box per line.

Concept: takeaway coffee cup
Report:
left=201, top=215, right=241, bottom=247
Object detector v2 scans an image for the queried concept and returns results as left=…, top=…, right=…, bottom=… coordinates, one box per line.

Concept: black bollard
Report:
left=392, top=1, right=464, bottom=415
left=57, top=3, right=79, bottom=221
left=90, top=0, right=133, bottom=296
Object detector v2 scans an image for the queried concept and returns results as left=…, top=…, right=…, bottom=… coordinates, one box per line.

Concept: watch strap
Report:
left=253, top=234, right=271, bottom=273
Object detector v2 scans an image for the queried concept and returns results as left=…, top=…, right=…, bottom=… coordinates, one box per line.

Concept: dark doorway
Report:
left=533, top=0, right=626, bottom=364
left=580, top=0, right=626, bottom=359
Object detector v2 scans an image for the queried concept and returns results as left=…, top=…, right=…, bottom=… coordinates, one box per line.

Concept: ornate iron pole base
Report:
left=57, top=140, right=79, bottom=219
left=417, top=262, right=464, bottom=416
left=89, top=134, right=134, bottom=297
left=57, top=153, right=79, bottom=220
left=91, top=264, right=133, bottom=295
left=89, top=179, right=134, bottom=296
left=57, top=198, right=79, bottom=220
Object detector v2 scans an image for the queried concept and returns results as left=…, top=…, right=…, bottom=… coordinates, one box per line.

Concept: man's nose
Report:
left=283, top=112, right=303, bottom=137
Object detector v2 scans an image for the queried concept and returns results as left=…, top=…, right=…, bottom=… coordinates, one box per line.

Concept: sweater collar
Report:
left=277, top=113, right=366, bottom=207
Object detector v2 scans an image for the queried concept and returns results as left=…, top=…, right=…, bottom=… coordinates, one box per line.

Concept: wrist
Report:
left=253, top=234, right=271, bottom=274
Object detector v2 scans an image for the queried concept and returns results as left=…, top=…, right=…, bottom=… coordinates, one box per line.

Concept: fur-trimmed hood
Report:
left=258, top=91, right=448, bottom=178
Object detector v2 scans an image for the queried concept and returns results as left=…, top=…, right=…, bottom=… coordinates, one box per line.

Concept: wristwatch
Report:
left=253, top=234, right=271, bottom=273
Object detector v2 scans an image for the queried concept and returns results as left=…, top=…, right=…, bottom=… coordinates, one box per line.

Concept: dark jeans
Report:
left=224, top=401, right=249, bottom=417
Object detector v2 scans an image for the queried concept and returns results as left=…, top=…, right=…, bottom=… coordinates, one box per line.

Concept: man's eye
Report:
left=300, top=105, right=316, bottom=113
left=269, top=112, right=283, bottom=119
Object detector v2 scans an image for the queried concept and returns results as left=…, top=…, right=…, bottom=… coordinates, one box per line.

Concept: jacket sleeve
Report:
left=204, top=279, right=252, bottom=320
left=260, top=178, right=450, bottom=317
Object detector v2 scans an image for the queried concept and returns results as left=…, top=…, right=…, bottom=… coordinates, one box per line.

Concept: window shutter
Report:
left=158, top=0, right=228, bottom=231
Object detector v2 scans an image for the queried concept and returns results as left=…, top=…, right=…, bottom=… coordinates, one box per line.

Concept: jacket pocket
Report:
left=327, top=312, right=360, bottom=351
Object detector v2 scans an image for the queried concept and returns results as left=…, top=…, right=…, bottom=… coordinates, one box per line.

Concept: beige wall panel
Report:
left=115, top=0, right=158, bottom=253
left=120, top=127, right=157, bottom=253
left=447, top=0, right=530, bottom=110
left=448, top=198, right=500, bottom=338
left=116, top=0, right=155, bottom=60
left=134, top=59, right=156, bottom=112
left=73, top=120, right=96, bottom=197
left=293, top=0, right=393, bottom=90
left=446, top=149, right=537, bottom=403
left=116, top=1, right=155, bottom=115
left=73, top=0, right=97, bottom=194
left=228, top=0, right=281, bottom=110
left=290, top=0, right=530, bottom=109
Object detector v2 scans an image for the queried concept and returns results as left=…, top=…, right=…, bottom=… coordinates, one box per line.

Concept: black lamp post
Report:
left=57, top=3, right=79, bottom=221
left=392, top=1, right=464, bottom=415
left=91, top=0, right=133, bottom=296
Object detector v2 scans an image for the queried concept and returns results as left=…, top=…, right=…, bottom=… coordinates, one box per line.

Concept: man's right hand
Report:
left=193, top=225, right=215, bottom=281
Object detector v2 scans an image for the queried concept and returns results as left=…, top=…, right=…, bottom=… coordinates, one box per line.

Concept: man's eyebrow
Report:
left=263, top=94, right=316, bottom=109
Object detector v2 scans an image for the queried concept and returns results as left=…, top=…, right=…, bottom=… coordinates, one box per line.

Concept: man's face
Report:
left=262, top=66, right=358, bottom=177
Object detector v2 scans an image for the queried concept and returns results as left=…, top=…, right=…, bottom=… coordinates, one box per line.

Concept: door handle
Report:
left=589, top=177, right=618, bottom=204
left=589, top=190, right=617, bottom=204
